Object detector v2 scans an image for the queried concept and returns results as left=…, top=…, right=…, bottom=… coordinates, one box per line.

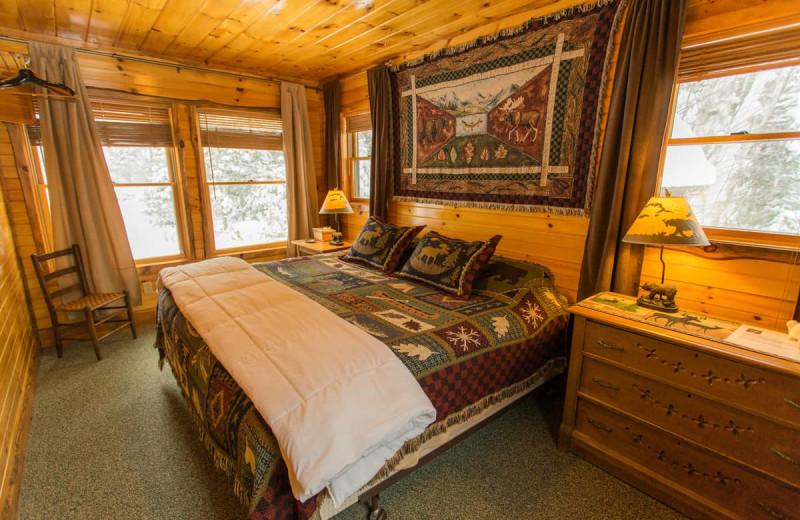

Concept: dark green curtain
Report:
left=367, top=64, right=393, bottom=220
left=577, top=0, right=688, bottom=301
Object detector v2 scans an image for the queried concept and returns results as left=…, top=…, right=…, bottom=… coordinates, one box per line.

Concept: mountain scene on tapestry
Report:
left=391, top=0, right=625, bottom=216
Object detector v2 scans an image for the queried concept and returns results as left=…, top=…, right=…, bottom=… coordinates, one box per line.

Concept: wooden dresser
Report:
left=559, top=294, right=800, bottom=520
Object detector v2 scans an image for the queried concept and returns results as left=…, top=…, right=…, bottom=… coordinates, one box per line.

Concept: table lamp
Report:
left=319, top=189, right=354, bottom=245
left=621, top=193, right=709, bottom=313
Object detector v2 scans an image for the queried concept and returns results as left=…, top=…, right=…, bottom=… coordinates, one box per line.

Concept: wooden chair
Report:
left=30, top=244, right=137, bottom=360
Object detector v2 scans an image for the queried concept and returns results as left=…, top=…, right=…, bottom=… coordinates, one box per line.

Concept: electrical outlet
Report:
left=142, top=281, right=154, bottom=295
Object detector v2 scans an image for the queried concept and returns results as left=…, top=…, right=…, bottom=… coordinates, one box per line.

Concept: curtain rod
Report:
left=0, top=34, right=321, bottom=92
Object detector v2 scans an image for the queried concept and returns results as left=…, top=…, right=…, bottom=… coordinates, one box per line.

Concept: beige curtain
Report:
left=29, top=42, right=141, bottom=305
left=577, top=0, right=688, bottom=301
left=281, top=81, right=320, bottom=250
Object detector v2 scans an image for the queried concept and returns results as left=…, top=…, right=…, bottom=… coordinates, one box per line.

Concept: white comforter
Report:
left=158, top=257, right=436, bottom=506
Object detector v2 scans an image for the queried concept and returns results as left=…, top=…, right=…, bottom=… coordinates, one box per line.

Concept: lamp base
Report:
left=329, top=231, right=344, bottom=246
left=636, top=295, right=679, bottom=313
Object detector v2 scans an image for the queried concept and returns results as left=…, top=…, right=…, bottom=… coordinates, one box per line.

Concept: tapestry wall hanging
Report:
left=391, top=0, right=625, bottom=215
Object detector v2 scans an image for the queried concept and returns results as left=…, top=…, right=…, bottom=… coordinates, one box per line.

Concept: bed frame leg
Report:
left=366, top=495, right=387, bottom=520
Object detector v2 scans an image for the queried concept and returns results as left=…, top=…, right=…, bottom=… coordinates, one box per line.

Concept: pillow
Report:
left=396, top=231, right=502, bottom=298
left=342, top=216, right=425, bottom=272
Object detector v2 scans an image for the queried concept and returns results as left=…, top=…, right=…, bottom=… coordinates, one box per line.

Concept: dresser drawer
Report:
left=579, top=357, right=800, bottom=488
left=575, top=399, right=800, bottom=520
left=582, top=320, right=800, bottom=427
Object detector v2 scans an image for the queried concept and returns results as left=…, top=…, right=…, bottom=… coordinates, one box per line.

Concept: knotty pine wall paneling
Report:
left=0, top=129, right=38, bottom=518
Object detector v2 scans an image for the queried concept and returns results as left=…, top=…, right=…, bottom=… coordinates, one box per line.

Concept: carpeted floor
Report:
left=18, top=327, right=687, bottom=520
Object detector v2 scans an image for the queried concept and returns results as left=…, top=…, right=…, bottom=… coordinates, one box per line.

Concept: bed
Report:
left=155, top=252, right=569, bottom=520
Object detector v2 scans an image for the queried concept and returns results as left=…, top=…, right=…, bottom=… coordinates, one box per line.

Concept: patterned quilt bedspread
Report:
left=156, top=254, right=569, bottom=520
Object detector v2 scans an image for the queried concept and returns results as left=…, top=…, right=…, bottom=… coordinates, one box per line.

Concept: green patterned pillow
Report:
left=397, top=232, right=502, bottom=298
left=342, top=216, right=425, bottom=272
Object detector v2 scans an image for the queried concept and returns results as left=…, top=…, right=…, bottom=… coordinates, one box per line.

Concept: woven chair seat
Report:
left=32, top=244, right=136, bottom=360
left=54, top=292, right=126, bottom=312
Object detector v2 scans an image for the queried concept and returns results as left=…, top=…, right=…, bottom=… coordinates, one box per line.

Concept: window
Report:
left=29, top=145, right=53, bottom=249
left=197, top=108, right=286, bottom=252
left=659, top=27, right=800, bottom=240
left=93, top=99, right=183, bottom=261
left=27, top=98, right=184, bottom=262
left=345, top=113, right=372, bottom=200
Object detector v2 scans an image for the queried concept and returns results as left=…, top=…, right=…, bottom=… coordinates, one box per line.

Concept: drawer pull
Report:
left=771, top=447, right=800, bottom=467
left=596, top=340, right=624, bottom=351
left=757, top=501, right=797, bottom=520
left=587, top=417, right=613, bottom=433
left=785, top=398, right=800, bottom=410
left=591, top=377, right=620, bottom=391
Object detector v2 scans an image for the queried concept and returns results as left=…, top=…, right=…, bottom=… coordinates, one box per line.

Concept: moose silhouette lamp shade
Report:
left=622, top=195, right=710, bottom=313
left=319, top=189, right=354, bottom=245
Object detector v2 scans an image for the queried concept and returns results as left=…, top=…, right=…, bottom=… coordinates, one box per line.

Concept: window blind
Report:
left=198, top=107, right=282, bottom=150
left=346, top=113, right=372, bottom=133
left=93, top=99, right=173, bottom=147
left=679, top=23, right=800, bottom=82
left=27, top=98, right=174, bottom=147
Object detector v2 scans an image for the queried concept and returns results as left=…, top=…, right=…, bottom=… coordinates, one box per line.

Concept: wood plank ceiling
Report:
left=0, top=0, right=588, bottom=84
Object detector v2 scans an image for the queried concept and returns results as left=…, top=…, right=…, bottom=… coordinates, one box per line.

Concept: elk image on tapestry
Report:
left=391, top=0, right=625, bottom=215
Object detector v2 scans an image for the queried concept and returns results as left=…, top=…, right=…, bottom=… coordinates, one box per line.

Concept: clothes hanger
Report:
left=0, top=68, right=76, bottom=97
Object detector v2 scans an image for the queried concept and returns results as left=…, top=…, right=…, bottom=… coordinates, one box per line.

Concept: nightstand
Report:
left=559, top=292, right=800, bottom=520
left=290, top=239, right=352, bottom=257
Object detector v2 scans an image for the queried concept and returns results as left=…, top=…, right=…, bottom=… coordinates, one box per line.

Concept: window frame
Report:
left=342, top=113, right=372, bottom=202
left=193, top=105, right=288, bottom=257
left=656, top=32, right=800, bottom=249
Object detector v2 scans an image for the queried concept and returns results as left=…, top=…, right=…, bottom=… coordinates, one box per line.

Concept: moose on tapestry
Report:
left=391, top=0, right=624, bottom=215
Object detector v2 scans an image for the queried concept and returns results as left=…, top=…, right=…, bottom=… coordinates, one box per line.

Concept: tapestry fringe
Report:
left=393, top=196, right=589, bottom=217
left=392, top=0, right=619, bottom=71
left=161, top=336, right=253, bottom=507
left=366, top=356, right=566, bottom=484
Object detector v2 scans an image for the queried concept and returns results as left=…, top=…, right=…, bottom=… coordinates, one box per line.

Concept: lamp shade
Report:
left=319, top=189, right=354, bottom=215
left=622, top=196, right=710, bottom=246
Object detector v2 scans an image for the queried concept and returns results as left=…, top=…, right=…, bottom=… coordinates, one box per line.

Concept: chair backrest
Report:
left=30, top=244, right=90, bottom=312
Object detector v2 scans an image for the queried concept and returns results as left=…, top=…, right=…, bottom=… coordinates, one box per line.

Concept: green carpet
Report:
left=18, top=327, right=687, bottom=520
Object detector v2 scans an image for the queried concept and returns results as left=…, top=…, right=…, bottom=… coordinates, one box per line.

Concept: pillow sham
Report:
left=342, top=216, right=425, bottom=272
left=396, top=231, right=502, bottom=298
